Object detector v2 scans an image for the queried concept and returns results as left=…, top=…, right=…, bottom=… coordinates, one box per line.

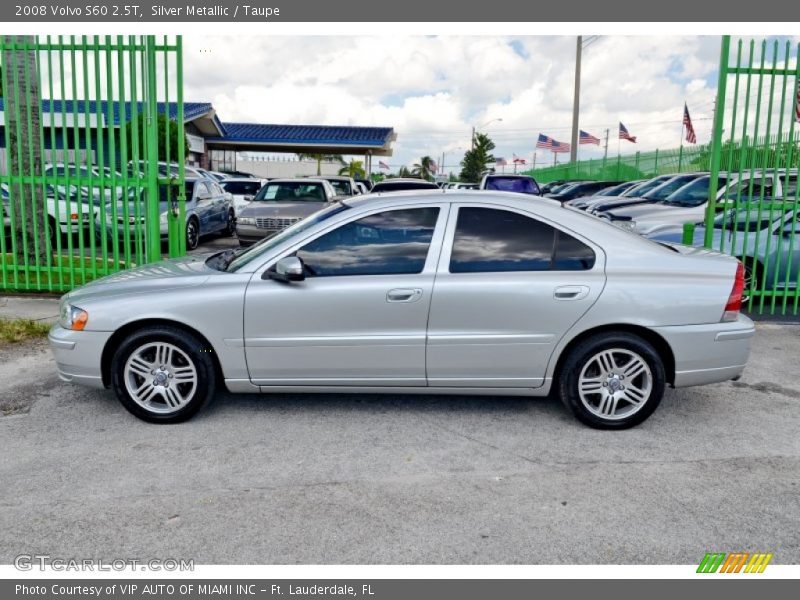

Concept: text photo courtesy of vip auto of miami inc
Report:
left=0, top=18, right=799, bottom=595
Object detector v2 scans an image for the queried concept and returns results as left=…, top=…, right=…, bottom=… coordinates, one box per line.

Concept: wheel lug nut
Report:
left=602, top=382, right=608, bottom=387
left=168, top=373, right=173, bottom=378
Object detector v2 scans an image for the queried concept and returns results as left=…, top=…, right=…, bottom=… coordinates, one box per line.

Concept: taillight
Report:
left=722, top=261, right=744, bottom=322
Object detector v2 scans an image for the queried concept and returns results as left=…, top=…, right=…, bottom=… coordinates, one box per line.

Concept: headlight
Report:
left=59, top=303, right=89, bottom=331
left=238, top=217, right=256, bottom=226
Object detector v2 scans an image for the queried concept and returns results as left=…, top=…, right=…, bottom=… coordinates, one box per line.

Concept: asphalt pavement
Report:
left=0, top=321, right=798, bottom=564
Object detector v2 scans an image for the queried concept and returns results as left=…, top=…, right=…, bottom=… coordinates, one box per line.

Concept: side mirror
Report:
left=267, top=256, right=305, bottom=282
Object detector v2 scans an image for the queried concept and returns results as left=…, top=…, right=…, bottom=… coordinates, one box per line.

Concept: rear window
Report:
left=223, top=181, right=263, bottom=196
left=485, top=177, right=540, bottom=194
left=256, top=182, right=326, bottom=202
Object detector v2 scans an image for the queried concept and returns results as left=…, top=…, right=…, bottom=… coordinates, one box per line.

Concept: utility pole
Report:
left=603, top=128, right=609, bottom=160
left=470, top=126, right=475, bottom=151
left=532, top=152, right=537, bottom=170
left=570, top=35, right=582, bottom=164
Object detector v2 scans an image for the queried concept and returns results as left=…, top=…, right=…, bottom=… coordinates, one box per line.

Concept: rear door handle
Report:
left=554, top=285, right=590, bottom=301
left=387, top=288, right=423, bottom=303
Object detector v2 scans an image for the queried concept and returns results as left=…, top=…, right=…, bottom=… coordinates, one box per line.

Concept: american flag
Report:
left=536, top=133, right=556, bottom=149
left=683, top=103, right=697, bottom=144
left=796, top=82, right=800, bottom=122
left=552, top=141, right=572, bottom=153
left=379, top=160, right=389, bottom=170
left=513, top=154, right=527, bottom=165
left=579, top=130, right=600, bottom=145
left=495, top=157, right=508, bottom=166
left=619, top=122, right=637, bottom=143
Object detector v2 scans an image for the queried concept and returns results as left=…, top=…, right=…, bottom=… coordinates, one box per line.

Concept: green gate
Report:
left=706, top=35, right=800, bottom=314
left=0, top=35, right=185, bottom=293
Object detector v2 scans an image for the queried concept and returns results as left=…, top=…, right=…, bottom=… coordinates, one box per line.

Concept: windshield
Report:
left=227, top=203, right=350, bottom=272
left=485, top=177, right=539, bottom=194
left=223, top=181, right=263, bottom=196
left=713, top=208, right=786, bottom=232
left=626, top=177, right=670, bottom=198
left=644, top=175, right=700, bottom=201
left=664, top=176, right=727, bottom=207
left=326, top=179, right=352, bottom=196
left=597, top=182, right=633, bottom=196
left=255, top=182, right=327, bottom=202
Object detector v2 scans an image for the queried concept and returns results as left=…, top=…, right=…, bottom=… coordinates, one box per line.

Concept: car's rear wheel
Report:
left=110, top=326, right=216, bottom=423
left=558, top=332, right=665, bottom=429
left=221, top=209, right=236, bottom=237
left=186, top=217, right=199, bottom=250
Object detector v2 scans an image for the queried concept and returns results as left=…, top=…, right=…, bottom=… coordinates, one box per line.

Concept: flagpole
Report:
left=679, top=105, right=685, bottom=172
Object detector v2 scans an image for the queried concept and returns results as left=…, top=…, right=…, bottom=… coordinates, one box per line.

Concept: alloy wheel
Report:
left=577, top=348, right=653, bottom=421
left=123, top=342, right=198, bottom=415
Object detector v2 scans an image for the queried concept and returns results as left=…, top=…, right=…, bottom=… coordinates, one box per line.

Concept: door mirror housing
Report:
left=267, top=256, right=306, bottom=282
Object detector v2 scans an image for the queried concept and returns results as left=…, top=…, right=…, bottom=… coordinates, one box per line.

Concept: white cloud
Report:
left=184, top=35, right=731, bottom=170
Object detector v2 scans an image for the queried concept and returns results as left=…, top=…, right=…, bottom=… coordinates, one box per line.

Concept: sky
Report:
left=181, top=35, right=790, bottom=173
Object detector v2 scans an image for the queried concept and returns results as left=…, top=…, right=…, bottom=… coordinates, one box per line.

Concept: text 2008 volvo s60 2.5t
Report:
left=49, top=191, right=754, bottom=428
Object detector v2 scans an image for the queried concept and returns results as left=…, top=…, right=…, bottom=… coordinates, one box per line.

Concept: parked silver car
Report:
left=235, top=178, right=339, bottom=245
left=49, top=192, right=754, bottom=428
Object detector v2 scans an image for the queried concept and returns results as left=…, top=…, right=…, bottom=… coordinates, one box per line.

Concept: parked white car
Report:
left=220, top=178, right=268, bottom=216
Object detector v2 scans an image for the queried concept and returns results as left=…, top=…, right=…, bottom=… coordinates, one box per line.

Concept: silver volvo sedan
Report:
left=49, top=191, right=755, bottom=429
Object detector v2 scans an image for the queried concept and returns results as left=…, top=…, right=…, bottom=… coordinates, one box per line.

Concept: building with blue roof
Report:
left=0, top=99, right=395, bottom=174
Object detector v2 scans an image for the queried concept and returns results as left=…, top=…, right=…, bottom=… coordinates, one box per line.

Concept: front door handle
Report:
left=387, top=288, right=423, bottom=303
left=554, top=285, right=590, bottom=301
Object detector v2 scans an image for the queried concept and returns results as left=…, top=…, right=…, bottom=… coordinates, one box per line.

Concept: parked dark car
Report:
left=479, top=174, right=541, bottom=195
left=371, top=178, right=439, bottom=193
left=585, top=173, right=708, bottom=214
left=539, top=180, right=570, bottom=194
left=545, top=181, right=620, bottom=202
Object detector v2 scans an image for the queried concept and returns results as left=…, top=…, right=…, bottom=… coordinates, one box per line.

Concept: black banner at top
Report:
left=2, top=0, right=799, bottom=22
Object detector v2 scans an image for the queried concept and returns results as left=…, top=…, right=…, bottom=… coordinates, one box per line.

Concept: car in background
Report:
left=594, top=180, right=644, bottom=197
left=221, top=178, right=268, bottom=216
left=539, top=180, right=570, bottom=194
left=648, top=207, right=800, bottom=295
left=355, top=178, right=374, bottom=192
left=598, top=171, right=797, bottom=236
left=585, top=173, right=708, bottom=215
left=355, top=182, right=369, bottom=195
left=567, top=175, right=674, bottom=211
left=479, top=174, right=541, bottom=195
left=371, top=178, right=440, bottom=193
left=545, top=181, right=620, bottom=202
left=449, top=182, right=479, bottom=190
left=98, top=178, right=234, bottom=251
left=236, top=178, right=339, bottom=246
left=318, top=176, right=358, bottom=197
left=51, top=191, right=754, bottom=427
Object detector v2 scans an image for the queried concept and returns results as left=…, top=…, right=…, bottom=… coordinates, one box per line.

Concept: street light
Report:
left=471, top=118, right=503, bottom=150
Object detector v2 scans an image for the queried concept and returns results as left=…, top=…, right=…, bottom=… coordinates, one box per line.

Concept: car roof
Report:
left=267, top=178, right=326, bottom=184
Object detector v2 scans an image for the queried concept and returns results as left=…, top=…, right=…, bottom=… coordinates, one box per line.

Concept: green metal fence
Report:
left=0, top=35, right=185, bottom=293
left=706, top=36, right=800, bottom=315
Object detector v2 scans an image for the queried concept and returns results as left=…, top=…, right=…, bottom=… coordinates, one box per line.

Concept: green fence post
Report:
left=682, top=222, right=696, bottom=245
left=144, top=35, right=161, bottom=263
left=704, top=35, right=731, bottom=248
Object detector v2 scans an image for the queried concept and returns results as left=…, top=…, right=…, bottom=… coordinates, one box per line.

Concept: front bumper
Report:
left=48, top=325, right=112, bottom=389
left=236, top=224, right=280, bottom=246
left=653, top=314, right=755, bottom=387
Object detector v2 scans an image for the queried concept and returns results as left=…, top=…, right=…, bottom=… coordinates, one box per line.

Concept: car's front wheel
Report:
left=222, top=209, right=236, bottom=237
left=186, top=217, right=199, bottom=250
left=558, top=332, right=665, bottom=429
left=110, top=326, right=216, bottom=423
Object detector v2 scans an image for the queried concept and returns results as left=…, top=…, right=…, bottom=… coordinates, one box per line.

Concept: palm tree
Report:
left=398, top=165, right=413, bottom=178
left=297, top=153, right=345, bottom=176
left=338, top=159, right=365, bottom=179
left=411, top=155, right=436, bottom=180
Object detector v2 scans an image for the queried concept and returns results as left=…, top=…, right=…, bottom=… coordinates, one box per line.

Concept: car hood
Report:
left=66, top=254, right=214, bottom=303
left=239, top=201, right=328, bottom=218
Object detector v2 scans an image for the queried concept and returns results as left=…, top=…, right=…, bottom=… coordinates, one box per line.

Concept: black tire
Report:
left=110, top=326, right=216, bottom=424
left=47, top=217, right=59, bottom=251
left=221, top=209, right=236, bottom=237
left=557, top=332, right=666, bottom=430
left=739, top=257, right=761, bottom=303
left=186, top=217, right=200, bottom=251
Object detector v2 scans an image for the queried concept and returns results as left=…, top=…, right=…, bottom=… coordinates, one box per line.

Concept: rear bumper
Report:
left=48, top=325, right=112, bottom=389
left=653, top=314, right=755, bottom=387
